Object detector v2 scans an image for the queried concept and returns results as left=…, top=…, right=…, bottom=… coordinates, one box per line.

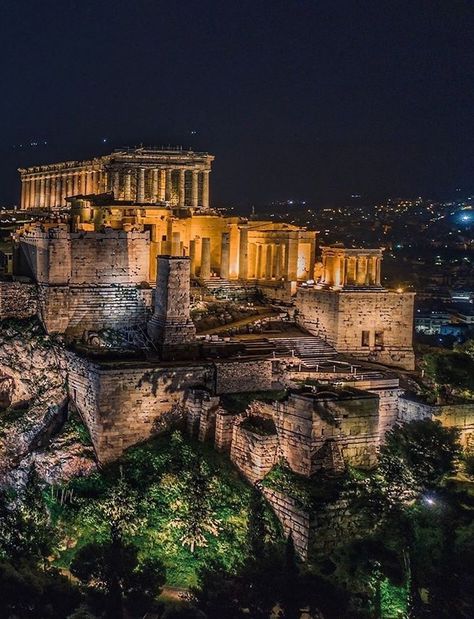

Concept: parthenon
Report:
left=18, top=146, right=214, bottom=210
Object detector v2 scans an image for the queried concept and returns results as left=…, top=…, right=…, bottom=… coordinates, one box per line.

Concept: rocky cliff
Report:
left=0, top=318, right=96, bottom=485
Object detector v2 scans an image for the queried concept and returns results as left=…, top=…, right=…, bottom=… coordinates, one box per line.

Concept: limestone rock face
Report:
left=0, top=319, right=69, bottom=482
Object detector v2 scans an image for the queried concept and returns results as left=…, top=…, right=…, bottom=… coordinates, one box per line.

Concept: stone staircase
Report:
left=268, top=335, right=337, bottom=366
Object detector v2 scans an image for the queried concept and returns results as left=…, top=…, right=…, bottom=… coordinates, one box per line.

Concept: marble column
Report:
left=191, top=170, right=199, bottom=207
left=286, top=236, right=299, bottom=280
left=112, top=170, right=120, bottom=199
left=308, top=237, right=316, bottom=281
left=21, top=179, right=28, bottom=209
left=189, top=239, right=197, bottom=277
left=45, top=176, right=52, bottom=208
left=39, top=177, right=45, bottom=208
left=159, top=169, right=166, bottom=200
left=221, top=232, right=230, bottom=279
left=124, top=171, right=132, bottom=201
left=238, top=225, right=249, bottom=279
left=165, top=169, right=172, bottom=201
left=364, top=256, right=370, bottom=285
left=248, top=243, right=257, bottom=278
left=265, top=244, right=273, bottom=279
left=28, top=178, right=35, bottom=208
left=178, top=169, right=185, bottom=206
left=137, top=168, right=145, bottom=202
left=201, top=170, right=210, bottom=208
left=376, top=257, right=382, bottom=286
left=73, top=172, right=79, bottom=196
left=200, top=237, right=211, bottom=279
left=274, top=244, right=282, bottom=278
left=172, top=232, right=181, bottom=256
left=256, top=245, right=264, bottom=279
left=151, top=169, right=159, bottom=202
left=54, top=176, right=61, bottom=206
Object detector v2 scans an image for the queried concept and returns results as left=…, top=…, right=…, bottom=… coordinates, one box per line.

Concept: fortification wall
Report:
left=261, top=487, right=310, bottom=559
left=39, top=285, right=153, bottom=336
left=17, top=228, right=150, bottom=286
left=296, top=288, right=339, bottom=345
left=0, top=282, right=38, bottom=320
left=214, top=358, right=273, bottom=394
left=230, top=424, right=279, bottom=483
left=68, top=354, right=214, bottom=462
left=398, top=396, right=474, bottom=450
left=296, top=288, right=415, bottom=370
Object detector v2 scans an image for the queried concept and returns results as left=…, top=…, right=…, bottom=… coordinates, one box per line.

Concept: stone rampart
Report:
left=398, top=396, right=474, bottom=450
left=230, top=423, right=279, bottom=484
left=67, top=354, right=214, bottom=462
left=214, top=358, right=273, bottom=394
left=39, top=284, right=153, bottom=336
left=260, top=486, right=310, bottom=559
left=296, top=288, right=415, bottom=370
left=17, top=227, right=150, bottom=286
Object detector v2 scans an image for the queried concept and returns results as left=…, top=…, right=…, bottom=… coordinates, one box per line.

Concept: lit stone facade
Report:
left=66, top=196, right=318, bottom=283
left=296, top=245, right=415, bottom=370
left=319, top=245, right=383, bottom=288
left=147, top=256, right=196, bottom=351
left=18, top=146, right=213, bottom=210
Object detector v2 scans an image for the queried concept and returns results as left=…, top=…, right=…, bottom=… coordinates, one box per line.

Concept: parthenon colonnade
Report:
left=19, top=167, right=211, bottom=209
left=18, top=147, right=214, bottom=209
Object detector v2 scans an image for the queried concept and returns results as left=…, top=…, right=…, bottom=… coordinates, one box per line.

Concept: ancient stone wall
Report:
left=0, top=282, right=38, bottom=320
left=398, top=396, right=474, bottom=450
left=274, top=389, right=380, bottom=475
left=260, top=487, right=310, bottom=559
left=38, top=285, right=153, bottom=336
left=296, top=288, right=415, bottom=370
left=230, top=423, right=279, bottom=484
left=214, top=358, right=273, bottom=394
left=17, top=227, right=150, bottom=286
left=67, top=354, right=214, bottom=462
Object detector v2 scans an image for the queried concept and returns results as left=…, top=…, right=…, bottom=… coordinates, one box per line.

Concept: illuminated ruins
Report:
left=2, top=145, right=472, bottom=556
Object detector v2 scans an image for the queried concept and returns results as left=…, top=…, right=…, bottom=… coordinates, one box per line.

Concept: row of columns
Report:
left=111, top=167, right=209, bottom=206
left=322, top=254, right=382, bottom=287
left=21, top=170, right=105, bottom=209
left=21, top=167, right=210, bottom=209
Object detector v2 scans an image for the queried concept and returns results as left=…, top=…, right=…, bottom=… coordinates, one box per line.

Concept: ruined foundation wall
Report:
left=261, top=487, right=310, bottom=560
left=230, top=425, right=279, bottom=484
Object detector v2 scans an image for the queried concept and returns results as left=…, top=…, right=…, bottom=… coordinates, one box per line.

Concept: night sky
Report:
left=1, top=0, right=474, bottom=207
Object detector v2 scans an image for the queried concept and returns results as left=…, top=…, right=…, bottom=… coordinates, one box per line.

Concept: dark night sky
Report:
left=1, top=0, right=474, bottom=207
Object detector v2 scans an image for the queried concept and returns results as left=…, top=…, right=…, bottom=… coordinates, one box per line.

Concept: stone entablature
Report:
left=18, top=146, right=214, bottom=210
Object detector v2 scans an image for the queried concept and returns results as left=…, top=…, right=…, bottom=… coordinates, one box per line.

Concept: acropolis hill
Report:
left=1, top=145, right=472, bottom=557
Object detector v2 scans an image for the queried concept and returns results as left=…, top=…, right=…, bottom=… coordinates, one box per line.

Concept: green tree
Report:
left=0, top=559, right=81, bottom=618
left=424, top=351, right=474, bottom=398
left=381, top=420, right=460, bottom=491
left=0, top=466, right=57, bottom=565
left=70, top=540, right=165, bottom=618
